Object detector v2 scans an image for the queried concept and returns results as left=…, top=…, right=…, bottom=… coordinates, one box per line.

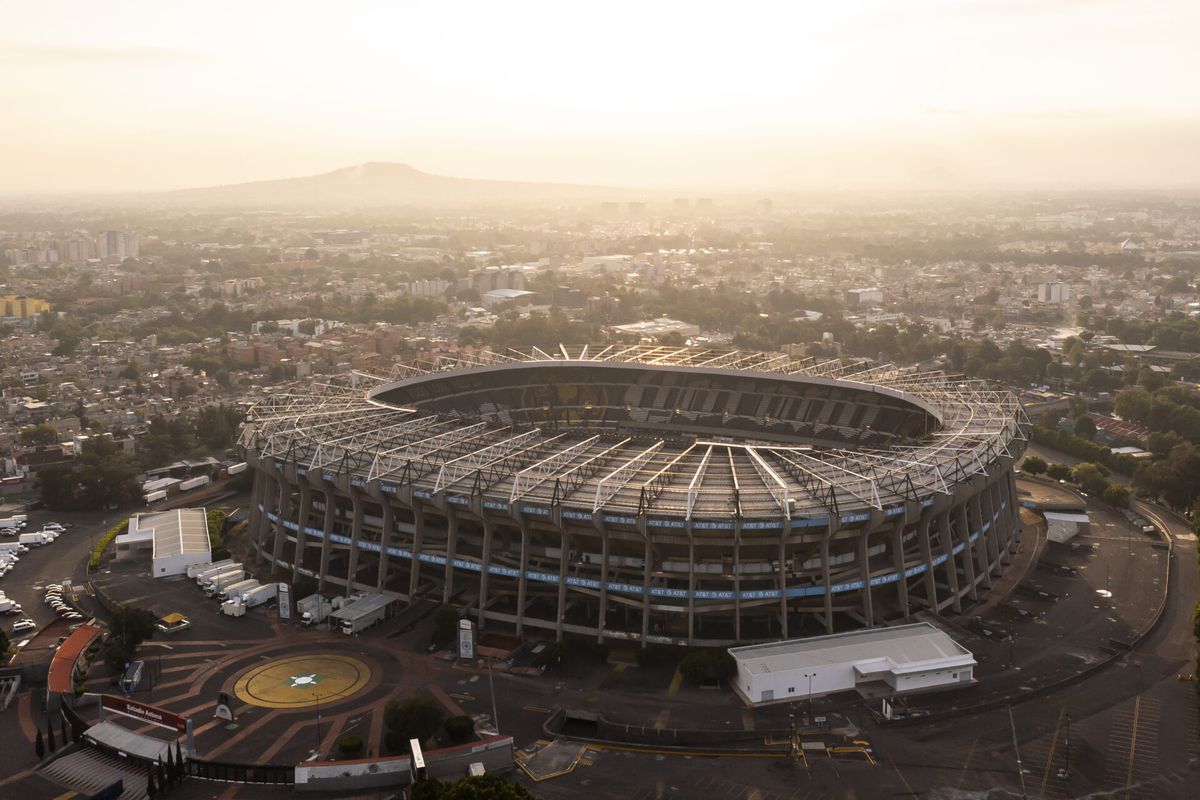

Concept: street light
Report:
left=314, top=692, right=322, bottom=751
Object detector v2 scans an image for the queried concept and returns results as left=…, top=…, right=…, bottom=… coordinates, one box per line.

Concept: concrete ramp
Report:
left=517, top=739, right=588, bottom=781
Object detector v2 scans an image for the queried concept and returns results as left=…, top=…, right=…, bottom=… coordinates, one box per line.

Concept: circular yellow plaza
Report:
left=233, top=654, right=372, bottom=709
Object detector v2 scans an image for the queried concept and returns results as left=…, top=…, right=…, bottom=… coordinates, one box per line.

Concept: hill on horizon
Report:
left=161, top=162, right=627, bottom=208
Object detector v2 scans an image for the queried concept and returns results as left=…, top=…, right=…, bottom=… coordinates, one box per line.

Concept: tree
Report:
left=47, top=717, right=56, bottom=751
left=1102, top=484, right=1131, bottom=508
left=1073, top=415, right=1097, bottom=440
left=443, top=716, right=476, bottom=745
left=431, top=607, right=459, bottom=646
left=34, top=729, right=44, bottom=760
left=1071, top=463, right=1110, bottom=496
left=19, top=423, right=59, bottom=446
left=146, top=765, right=157, bottom=797
left=0, top=628, right=8, bottom=656
left=442, top=774, right=535, bottom=799
left=1046, top=462, right=1072, bottom=481
left=383, top=694, right=446, bottom=753
left=36, top=437, right=142, bottom=511
left=1020, top=456, right=1047, bottom=475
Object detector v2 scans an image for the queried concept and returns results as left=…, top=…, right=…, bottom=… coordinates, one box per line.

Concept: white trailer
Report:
left=226, top=462, right=248, bottom=475
left=0, top=516, right=25, bottom=529
left=144, top=490, right=168, bottom=504
left=196, top=563, right=241, bottom=586
left=218, top=579, right=260, bottom=601
left=333, top=593, right=396, bottom=635
left=187, top=558, right=235, bottom=579
left=297, top=594, right=333, bottom=627
left=242, top=583, right=278, bottom=608
left=179, top=475, right=211, bottom=492
left=202, top=568, right=246, bottom=595
left=0, top=542, right=27, bottom=554
left=18, top=532, right=47, bottom=547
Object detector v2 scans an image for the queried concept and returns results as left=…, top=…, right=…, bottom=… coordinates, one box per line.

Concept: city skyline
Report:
left=3, top=0, right=1199, bottom=195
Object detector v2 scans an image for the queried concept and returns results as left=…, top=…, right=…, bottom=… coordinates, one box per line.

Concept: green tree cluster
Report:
left=383, top=694, right=446, bottom=754
left=412, top=775, right=534, bottom=800
left=36, top=438, right=141, bottom=511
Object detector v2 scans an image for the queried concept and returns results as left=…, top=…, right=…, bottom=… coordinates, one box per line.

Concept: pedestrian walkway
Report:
left=37, top=747, right=147, bottom=800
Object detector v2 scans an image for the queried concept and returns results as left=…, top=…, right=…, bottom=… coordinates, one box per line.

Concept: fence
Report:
left=186, top=759, right=294, bottom=785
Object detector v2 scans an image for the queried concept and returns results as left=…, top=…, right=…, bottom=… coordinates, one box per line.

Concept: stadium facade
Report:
left=240, top=347, right=1029, bottom=646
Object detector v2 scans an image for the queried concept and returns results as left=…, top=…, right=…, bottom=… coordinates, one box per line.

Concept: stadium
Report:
left=239, top=346, right=1029, bottom=646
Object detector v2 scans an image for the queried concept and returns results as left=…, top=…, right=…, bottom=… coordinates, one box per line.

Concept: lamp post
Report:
left=314, top=692, right=322, bottom=752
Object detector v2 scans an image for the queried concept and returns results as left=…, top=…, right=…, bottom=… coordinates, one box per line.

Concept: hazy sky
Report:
left=3, top=0, right=1199, bottom=194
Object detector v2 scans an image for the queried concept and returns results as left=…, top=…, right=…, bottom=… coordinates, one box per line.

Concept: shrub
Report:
left=1046, top=463, right=1072, bottom=481
left=443, top=715, right=476, bottom=745
left=1020, top=456, right=1047, bottom=475
left=337, top=734, right=363, bottom=756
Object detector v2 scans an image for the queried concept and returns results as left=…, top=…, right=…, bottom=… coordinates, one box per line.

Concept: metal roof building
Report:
left=728, top=622, right=976, bottom=706
left=119, top=508, right=211, bottom=578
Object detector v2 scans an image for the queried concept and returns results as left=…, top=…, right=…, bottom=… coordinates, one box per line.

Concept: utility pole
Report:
left=487, top=660, right=500, bottom=733
left=314, top=692, right=322, bottom=752
left=1008, top=705, right=1028, bottom=799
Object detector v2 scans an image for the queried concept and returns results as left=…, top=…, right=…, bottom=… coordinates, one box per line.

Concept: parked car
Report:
left=12, top=618, right=36, bottom=632
left=64, top=612, right=83, bottom=621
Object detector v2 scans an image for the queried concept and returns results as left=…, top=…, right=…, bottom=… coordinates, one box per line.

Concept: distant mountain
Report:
left=162, top=162, right=621, bottom=208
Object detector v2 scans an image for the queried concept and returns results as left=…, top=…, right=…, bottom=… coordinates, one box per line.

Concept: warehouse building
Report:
left=116, top=508, right=211, bottom=578
left=728, top=622, right=976, bottom=706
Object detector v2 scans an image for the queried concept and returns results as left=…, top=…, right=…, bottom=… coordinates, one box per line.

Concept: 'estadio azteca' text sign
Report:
left=101, top=694, right=187, bottom=733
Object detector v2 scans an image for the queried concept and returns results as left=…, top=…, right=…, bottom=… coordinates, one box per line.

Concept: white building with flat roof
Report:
left=116, top=508, right=211, bottom=578
left=728, top=622, right=976, bottom=706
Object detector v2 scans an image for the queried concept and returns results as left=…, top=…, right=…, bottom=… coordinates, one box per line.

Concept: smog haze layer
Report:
left=3, top=0, right=1199, bottom=197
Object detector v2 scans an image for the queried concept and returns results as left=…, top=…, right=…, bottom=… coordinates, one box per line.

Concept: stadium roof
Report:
left=241, top=346, right=1027, bottom=521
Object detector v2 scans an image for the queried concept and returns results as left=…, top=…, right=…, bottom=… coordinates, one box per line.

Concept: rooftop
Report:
left=728, top=622, right=974, bottom=674
left=136, top=508, right=211, bottom=560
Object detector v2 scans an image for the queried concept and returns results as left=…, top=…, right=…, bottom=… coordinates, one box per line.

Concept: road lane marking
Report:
left=667, top=666, right=683, bottom=696
left=1040, top=706, right=1066, bottom=799
left=1125, top=696, right=1140, bottom=800
left=957, top=736, right=977, bottom=790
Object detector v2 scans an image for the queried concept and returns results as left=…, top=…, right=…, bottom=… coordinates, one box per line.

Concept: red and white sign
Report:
left=101, top=694, right=187, bottom=733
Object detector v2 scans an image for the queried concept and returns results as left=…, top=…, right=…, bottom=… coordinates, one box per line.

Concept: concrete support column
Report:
left=955, top=503, right=979, bottom=599
left=916, top=511, right=939, bottom=611
left=857, top=525, right=875, bottom=627
left=967, top=493, right=992, bottom=588
left=441, top=507, right=458, bottom=605
left=291, top=483, right=311, bottom=581
left=938, top=510, right=962, bottom=612
left=409, top=505, right=425, bottom=598
left=271, top=475, right=292, bottom=571
left=640, top=533, right=652, bottom=646
left=554, top=520, right=569, bottom=642
left=732, top=521, right=742, bottom=642
left=249, top=474, right=268, bottom=555
left=778, top=526, right=790, bottom=639
left=477, top=517, right=494, bottom=631
left=317, top=487, right=336, bottom=594
left=378, top=501, right=394, bottom=593
left=891, top=523, right=909, bottom=619
left=686, top=528, right=696, bottom=645
left=344, top=491, right=364, bottom=595
left=820, top=528, right=834, bottom=634
left=516, top=519, right=529, bottom=638
left=596, top=519, right=610, bottom=644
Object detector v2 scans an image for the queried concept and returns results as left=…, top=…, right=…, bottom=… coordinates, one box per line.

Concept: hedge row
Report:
left=88, top=519, right=129, bottom=570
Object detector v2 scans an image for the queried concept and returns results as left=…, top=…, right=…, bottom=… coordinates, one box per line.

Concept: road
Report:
left=1, top=509, right=126, bottom=648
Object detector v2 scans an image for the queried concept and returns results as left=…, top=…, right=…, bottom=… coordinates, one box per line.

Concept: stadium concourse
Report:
left=239, top=346, right=1029, bottom=646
